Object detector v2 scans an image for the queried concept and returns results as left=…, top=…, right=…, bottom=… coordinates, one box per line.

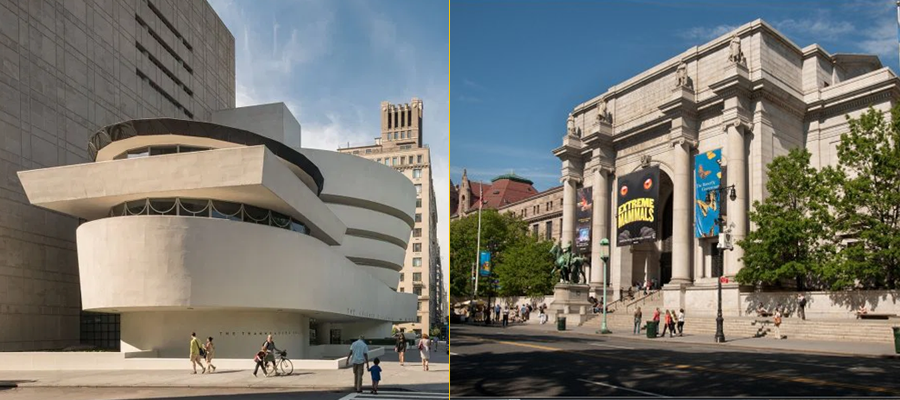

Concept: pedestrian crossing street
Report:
left=338, top=390, right=448, bottom=399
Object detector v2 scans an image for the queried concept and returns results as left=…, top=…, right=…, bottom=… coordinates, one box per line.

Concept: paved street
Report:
left=0, top=387, right=449, bottom=400
left=450, top=324, right=900, bottom=397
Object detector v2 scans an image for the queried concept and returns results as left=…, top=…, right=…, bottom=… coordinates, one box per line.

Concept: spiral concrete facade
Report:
left=17, top=117, right=418, bottom=359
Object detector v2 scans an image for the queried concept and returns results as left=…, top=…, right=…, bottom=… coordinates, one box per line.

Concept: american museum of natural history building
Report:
left=549, top=19, right=900, bottom=317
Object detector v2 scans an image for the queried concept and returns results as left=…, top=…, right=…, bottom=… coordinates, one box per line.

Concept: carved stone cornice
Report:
left=709, top=62, right=752, bottom=99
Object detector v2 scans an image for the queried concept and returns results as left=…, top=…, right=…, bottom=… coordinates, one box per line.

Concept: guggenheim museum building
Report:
left=16, top=105, right=418, bottom=359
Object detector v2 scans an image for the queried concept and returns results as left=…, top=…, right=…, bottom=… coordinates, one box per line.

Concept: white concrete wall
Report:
left=739, top=290, right=900, bottom=319
left=211, top=103, right=301, bottom=150
left=121, top=310, right=309, bottom=359
left=75, top=216, right=418, bottom=323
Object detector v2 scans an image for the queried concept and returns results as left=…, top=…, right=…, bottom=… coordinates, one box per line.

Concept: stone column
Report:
left=590, top=167, right=610, bottom=292
left=670, top=139, right=692, bottom=285
left=726, top=122, right=747, bottom=277
left=561, top=176, right=577, bottom=247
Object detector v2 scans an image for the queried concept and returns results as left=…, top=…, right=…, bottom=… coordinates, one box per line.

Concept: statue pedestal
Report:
left=548, top=283, right=593, bottom=326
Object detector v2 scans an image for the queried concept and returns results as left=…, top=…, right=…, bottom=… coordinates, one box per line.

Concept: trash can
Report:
left=893, top=327, right=900, bottom=354
left=557, top=316, right=566, bottom=331
left=646, top=321, right=659, bottom=338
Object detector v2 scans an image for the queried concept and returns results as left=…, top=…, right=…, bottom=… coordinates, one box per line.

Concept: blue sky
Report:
left=208, top=0, right=449, bottom=291
left=450, top=0, right=898, bottom=191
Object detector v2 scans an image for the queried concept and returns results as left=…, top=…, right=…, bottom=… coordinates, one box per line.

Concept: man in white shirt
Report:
left=346, top=336, right=370, bottom=393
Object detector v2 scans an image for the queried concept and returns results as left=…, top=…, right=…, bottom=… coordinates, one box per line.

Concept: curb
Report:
left=0, top=382, right=17, bottom=388
left=505, top=324, right=900, bottom=359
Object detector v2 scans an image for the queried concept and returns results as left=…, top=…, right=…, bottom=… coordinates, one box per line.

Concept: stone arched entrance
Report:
left=624, top=169, right=673, bottom=293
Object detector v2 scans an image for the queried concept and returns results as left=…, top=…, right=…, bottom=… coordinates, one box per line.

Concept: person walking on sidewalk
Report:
left=773, top=307, right=783, bottom=339
left=418, top=333, right=431, bottom=371
left=253, top=345, right=269, bottom=377
left=797, top=293, right=807, bottom=320
left=494, top=303, right=501, bottom=323
left=346, top=335, right=370, bottom=394
left=395, top=332, right=407, bottom=366
left=262, top=335, right=281, bottom=376
left=677, top=309, right=685, bottom=336
left=660, top=310, right=671, bottom=337
left=368, top=357, right=382, bottom=394
left=633, top=307, right=642, bottom=335
left=189, top=332, right=206, bottom=374
left=502, top=304, right=510, bottom=327
left=204, top=337, right=216, bottom=373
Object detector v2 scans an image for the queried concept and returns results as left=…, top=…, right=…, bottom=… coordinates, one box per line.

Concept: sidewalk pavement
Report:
left=0, top=351, right=449, bottom=391
left=481, top=320, right=900, bottom=359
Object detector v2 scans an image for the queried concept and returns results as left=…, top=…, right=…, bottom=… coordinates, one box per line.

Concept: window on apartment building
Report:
left=546, top=220, right=553, bottom=241
left=392, top=157, right=398, bottom=165
left=416, top=315, right=422, bottom=323
left=400, top=157, right=405, bottom=165
left=532, top=224, right=539, bottom=237
left=399, top=287, right=405, bottom=292
left=413, top=243, right=422, bottom=252
left=352, top=151, right=359, bottom=155
left=416, top=198, right=422, bottom=208
left=413, top=257, right=422, bottom=267
left=417, top=155, right=423, bottom=163
left=408, top=156, right=413, bottom=164
left=560, top=199, right=563, bottom=206
left=413, top=169, right=422, bottom=179
left=365, top=149, right=372, bottom=154
left=376, top=158, right=381, bottom=163
left=546, top=202, right=551, bottom=211
left=415, top=213, right=422, bottom=223
left=417, top=302, right=421, bottom=311
left=415, top=184, right=422, bottom=195
left=559, top=219, right=563, bottom=239
left=400, top=273, right=404, bottom=282
left=413, top=272, right=422, bottom=282
left=413, top=228, right=422, bottom=237
left=394, top=132, right=398, bottom=140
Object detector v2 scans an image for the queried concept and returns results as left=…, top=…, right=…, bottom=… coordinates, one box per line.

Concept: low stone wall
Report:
left=672, top=287, right=900, bottom=319
left=739, top=290, right=900, bottom=319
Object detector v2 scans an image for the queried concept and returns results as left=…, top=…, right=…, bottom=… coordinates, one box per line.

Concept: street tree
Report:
left=822, top=106, right=900, bottom=289
left=493, top=234, right=555, bottom=298
left=735, top=148, right=836, bottom=290
left=449, top=209, right=528, bottom=298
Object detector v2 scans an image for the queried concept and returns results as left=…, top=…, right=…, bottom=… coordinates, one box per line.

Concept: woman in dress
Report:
left=204, top=337, right=217, bottom=372
left=418, top=333, right=430, bottom=371
left=395, top=332, right=407, bottom=366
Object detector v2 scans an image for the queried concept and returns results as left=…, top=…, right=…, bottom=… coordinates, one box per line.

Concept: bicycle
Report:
left=276, top=350, right=293, bottom=376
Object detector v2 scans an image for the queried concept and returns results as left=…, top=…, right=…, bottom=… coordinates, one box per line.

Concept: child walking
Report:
left=368, top=357, right=382, bottom=394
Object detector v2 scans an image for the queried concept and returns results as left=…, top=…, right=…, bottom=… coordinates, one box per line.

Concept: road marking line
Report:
left=577, top=378, right=669, bottom=397
left=449, top=352, right=460, bottom=356
left=588, top=342, right=635, bottom=350
left=475, top=336, right=900, bottom=395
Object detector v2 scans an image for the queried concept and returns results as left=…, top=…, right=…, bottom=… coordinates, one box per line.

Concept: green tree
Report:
left=493, top=235, right=555, bottom=297
left=449, top=210, right=527, bottom=298
left=735, top=148, right=835, bottom=289
left=822, top=106, right=900, bottom=289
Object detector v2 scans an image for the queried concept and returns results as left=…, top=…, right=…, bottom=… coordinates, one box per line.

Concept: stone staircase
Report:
left=583, top=290, right=664, bottom=326
left=590, top=313, right=898, bottom=343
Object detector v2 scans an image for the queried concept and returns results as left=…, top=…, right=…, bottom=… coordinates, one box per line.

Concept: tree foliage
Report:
left=821, top=106, right=900, bottom=289
left=736, top=106, right=900, bottom=290
left=493, top=235, right=555, bottom=297
left=735, top=148, right=835, bottom=289
left=449, top=210, right=528, bottom=298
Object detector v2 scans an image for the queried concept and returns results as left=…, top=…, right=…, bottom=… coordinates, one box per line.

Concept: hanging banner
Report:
left=574, top=186, right=593, bottom=254
left=479, top=251, right=491, bottom=276
left=616, top=166, right=659, bottom=246
left=695, top=149, right=722, bottom=238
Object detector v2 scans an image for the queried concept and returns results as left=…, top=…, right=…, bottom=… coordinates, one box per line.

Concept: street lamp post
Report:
left=599, top=238, right=612, bottom=334
left=706, top=184, right=735, bottom=344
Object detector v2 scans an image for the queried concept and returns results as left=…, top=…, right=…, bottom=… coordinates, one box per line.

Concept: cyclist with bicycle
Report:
left=262, top=335, right=281, bottom=376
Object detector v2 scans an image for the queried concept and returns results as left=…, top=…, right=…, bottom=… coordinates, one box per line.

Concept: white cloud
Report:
left=773, top=15, right=855, bottom=41
left=678, top=24, right=738, bottom=42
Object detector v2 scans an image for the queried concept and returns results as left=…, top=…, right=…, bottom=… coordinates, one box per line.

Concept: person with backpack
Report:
left=253, top=344, right=269, bottom=377
left=418, top=333, right=430, bottom=371
left=797, top=294, right=807, bottom=320
left=189, top=332, right=206, bottom=374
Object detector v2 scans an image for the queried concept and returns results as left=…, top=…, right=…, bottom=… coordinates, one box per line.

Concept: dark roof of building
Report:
left=88, top=118, right=325, bottom=195
left=490, top=173, right=533, bottom=185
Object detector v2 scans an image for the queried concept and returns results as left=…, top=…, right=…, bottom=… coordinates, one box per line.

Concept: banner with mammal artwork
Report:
left=574, top=186, right=592, bottom=254
left=694, top=149, right=722, bottom=238
left=616, top=166, right=659, bottom=246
